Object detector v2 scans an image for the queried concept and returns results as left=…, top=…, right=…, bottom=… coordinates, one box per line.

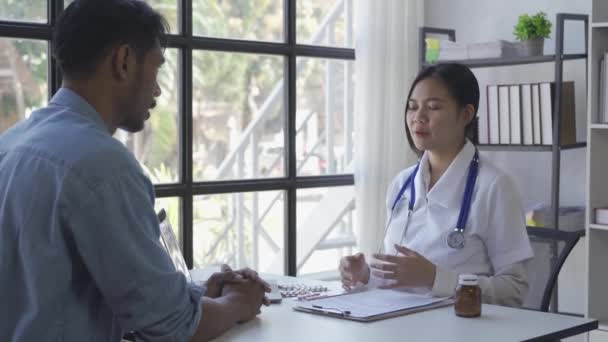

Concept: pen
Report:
left=311, top=305, right=351, bottom=316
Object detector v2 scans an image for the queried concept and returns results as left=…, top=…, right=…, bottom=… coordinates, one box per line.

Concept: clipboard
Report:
left=292, top=290, right=454, bottom=322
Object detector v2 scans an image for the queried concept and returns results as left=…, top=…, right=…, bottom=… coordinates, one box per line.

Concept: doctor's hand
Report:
left=339, top=253, right=371, bottom=291
left=371, top=244, right=437, bottom=289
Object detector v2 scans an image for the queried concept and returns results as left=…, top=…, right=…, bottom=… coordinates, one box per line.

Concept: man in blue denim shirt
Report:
left=0, top=1, right=267, bottom=341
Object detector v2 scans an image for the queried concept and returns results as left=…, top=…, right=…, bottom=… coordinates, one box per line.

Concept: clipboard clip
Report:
left=311, top=305, right=351, bottom=317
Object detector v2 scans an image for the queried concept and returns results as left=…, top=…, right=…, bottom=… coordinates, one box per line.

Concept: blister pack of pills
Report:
left=278, top=283, right=329, bottom=299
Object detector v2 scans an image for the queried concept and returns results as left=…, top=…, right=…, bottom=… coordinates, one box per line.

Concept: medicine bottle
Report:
left=454, top=274, right=481, bottom=317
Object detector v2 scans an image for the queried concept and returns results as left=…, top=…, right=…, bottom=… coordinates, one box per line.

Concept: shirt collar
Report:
left=49, top=88, right=108, bottom=132
left=416, top=140, right=476, bottom=209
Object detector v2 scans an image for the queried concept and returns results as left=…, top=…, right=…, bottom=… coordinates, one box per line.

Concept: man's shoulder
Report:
left=1, top=107, right=144, bottom=187
left=67, top=131, right=145, bottom=188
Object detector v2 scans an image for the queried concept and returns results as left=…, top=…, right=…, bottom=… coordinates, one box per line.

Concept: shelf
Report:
left=592, top=22, right=608, bottom=28
left=591, top=124, right=608, bottom=129
left=590, top=224, right=608, bottom=231
left=477, top=142, right=586, bottom=152
left=423, top=54, right=587, bottom=69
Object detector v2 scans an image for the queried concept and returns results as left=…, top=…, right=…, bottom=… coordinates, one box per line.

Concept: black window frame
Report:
left=0, top=0, right=356, bottom=276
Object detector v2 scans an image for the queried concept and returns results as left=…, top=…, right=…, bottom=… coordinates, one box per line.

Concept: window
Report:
left=0, top=0, right=356, bottom=279
left=0, top=0, right=46, bottom=23
left=0, top=38, right=47, bottom=133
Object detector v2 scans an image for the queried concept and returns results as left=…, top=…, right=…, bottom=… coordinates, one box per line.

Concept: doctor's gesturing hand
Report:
left=370, top=244, right=437, bottom=289
left=339, top=252, right=371, bottom=291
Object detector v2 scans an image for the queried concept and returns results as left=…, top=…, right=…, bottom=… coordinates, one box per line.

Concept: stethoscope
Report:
left=380, top=149, right=480, bottom=252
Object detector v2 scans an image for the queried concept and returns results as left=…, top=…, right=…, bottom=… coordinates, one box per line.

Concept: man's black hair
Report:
left=53, top=0, right=169, bottom=80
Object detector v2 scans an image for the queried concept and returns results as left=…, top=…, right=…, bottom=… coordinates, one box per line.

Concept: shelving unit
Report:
left=422, top=54, right=587, bottom=69
left=478, top=142, right=586, bottom=152
left=587, top=2, right=608, bottom=340
left=419, top=13, right=588, bottom=231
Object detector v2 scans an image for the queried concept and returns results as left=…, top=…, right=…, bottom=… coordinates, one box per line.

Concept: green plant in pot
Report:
left=514, top=12, right=552, bottom=57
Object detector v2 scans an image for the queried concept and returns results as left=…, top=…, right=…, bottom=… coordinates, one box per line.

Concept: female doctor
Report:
left=339, top=63, right=534, bottom=306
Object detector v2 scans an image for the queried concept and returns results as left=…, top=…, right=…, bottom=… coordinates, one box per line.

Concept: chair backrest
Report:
left=157, top=209, right=191, bottom=282
left=523, top=226, right=584, bottom=312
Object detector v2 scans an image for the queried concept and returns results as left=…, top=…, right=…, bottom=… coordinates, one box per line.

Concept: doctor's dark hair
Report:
left=52, top=0, right=169, bottom=80
left=404, top=63, right=480, bottom=155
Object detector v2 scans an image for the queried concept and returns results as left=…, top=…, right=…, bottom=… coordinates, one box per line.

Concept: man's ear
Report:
left=111, top=44, right=134, bottom=81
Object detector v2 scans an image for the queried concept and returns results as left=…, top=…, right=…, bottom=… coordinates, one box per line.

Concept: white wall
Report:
left=424, top=0, right=590, bottom=319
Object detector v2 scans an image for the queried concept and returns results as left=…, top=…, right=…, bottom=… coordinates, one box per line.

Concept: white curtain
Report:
left=354, top=0, right=422, bottom=255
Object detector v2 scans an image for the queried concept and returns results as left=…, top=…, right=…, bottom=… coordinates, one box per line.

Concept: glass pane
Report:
left=0, top=39, right=48, bottom=134
left=296, top=58, right=355, bottom=176
left=193, top=0, right=283, bottom=42
left=297, top=0, right=355, bottom=48
left=114, top=49, right=180, bottom=184
left=297, top=186, right=357, bottom=278
left=0, top=0, right=46, bottom=23
left=146, top=0, right=179, bottom=34
left=154, top=196, right=182, bottom=247
left=192, top=52, right=285, bottom=181
left=193, top=191, right=285, bottom=275
left=64, top=0, right=178, bottom=33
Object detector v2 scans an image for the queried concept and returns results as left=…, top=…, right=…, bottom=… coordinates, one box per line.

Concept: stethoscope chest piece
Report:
left=447, top=228, right=466, bottom=249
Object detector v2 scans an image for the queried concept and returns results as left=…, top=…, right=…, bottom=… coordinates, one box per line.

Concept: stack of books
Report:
left=436, top=40, right=521, bottom=61
left=595, top=208, right=608, bottom=225
left=438, top=40, right=468, bottom=60
left=467, top=41, right=520, bottom=59
left=526, top=204, right=585, bottom=232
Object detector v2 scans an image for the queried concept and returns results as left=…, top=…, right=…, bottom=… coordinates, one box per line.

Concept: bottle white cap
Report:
left=458, top=274, right=479, bottom=286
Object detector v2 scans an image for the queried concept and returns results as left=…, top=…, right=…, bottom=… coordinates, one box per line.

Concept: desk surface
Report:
left=191, top=269, right=597, bottom=342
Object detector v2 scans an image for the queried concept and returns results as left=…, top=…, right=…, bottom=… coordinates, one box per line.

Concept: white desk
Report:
left=191, top=269, right=597, bottom=342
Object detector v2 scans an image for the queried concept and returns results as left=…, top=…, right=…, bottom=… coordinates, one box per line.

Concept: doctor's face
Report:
left=406, top=78, right=472, bottom=153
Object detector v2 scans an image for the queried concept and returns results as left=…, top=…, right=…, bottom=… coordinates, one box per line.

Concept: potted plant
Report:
left=514, top=12, right=552, bottom=57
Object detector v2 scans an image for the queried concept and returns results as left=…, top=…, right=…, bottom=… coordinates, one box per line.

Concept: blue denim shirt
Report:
left=0, top=88, right=203, bottom=342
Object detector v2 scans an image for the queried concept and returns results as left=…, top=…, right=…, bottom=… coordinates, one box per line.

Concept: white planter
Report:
left=518, top=38, right=545, bottom=57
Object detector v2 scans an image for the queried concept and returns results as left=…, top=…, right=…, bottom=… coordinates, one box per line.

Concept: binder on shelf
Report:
left=498, top=85, right=511, bottom=144
left=538, top=82, right=576, bottom=146
left=509, top=85, right=522, bottom=144
left=478, top=102, right=489, bottom=144
left=539, top=83, right=554, bottom=145
left=521, top=84, right=534, bottom=145
left=599, top=52, right=608, bottom=123
left=531, top=84, right=542, bottom=145
left=487, top=85, right=500, bottom=144
left=557, top=82, right=577, bottom=145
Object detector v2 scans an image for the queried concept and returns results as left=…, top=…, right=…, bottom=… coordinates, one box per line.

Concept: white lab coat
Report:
left=369, top=140, right=534, bottom=307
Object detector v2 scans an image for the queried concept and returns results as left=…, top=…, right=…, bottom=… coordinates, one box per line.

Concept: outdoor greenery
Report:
left=0, top=0, right=45, bottom=23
